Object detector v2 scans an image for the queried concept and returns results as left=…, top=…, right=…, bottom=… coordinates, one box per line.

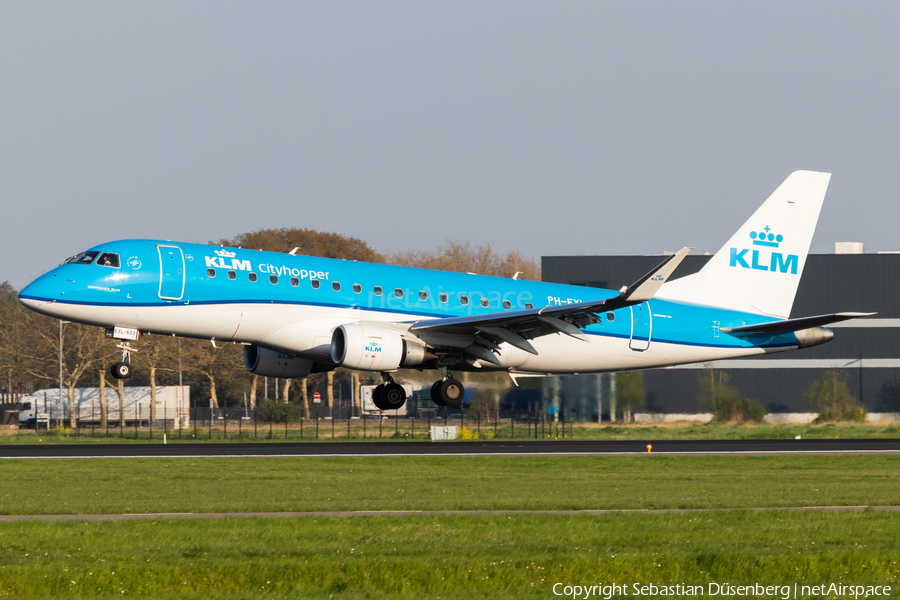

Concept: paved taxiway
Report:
left=1, top=438, right=898, bottom=459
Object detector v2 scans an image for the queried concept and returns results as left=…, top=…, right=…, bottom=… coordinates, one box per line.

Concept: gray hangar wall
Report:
left=541, top=254, right=900, bottom=415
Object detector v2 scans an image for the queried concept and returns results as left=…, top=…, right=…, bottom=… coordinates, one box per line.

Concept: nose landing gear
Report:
left=109, top=342, right=137, bottom=380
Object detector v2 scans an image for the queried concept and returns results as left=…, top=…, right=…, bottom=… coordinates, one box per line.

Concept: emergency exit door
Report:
left=157, top=245, right=185, bottom=300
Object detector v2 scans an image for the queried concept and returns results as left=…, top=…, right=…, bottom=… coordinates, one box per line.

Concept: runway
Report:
left=1, top=438, right=899, bottom=458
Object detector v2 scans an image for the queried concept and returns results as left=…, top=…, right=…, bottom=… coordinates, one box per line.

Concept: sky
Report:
left=2, top=2, right=899, bottom=289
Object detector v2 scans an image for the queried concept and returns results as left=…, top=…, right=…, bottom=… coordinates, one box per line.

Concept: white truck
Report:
left=18, top=386, right=190, bottom=429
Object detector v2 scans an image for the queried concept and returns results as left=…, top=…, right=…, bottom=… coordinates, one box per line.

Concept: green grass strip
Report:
left=0, top=455, right=897, bottom=515
left=0, top=511, right=898, bottom=598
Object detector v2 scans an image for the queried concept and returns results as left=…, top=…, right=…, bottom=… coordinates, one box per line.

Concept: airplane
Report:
left=19, top=170, right=872, bottom=410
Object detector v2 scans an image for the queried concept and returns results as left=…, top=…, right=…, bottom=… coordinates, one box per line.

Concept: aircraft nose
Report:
left=19, top=277, right=53, bottom=306
left=19, top=279, right=41, bottom=301
left=18, top=277, right=65, bottom=318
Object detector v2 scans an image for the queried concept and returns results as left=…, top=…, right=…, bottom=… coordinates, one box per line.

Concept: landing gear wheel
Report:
left=372, top=384, right=387, bottom=410
left=380, top=383, right=407, bottom=410
left=437, top=378, right=464, bottom=406
left=110, top=362, right=131, bottom=380
left=430, top=380, right=447, bottom=407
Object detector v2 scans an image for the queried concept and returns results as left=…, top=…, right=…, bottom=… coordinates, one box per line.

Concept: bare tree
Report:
left=326, top=371, right=335, bottom=418
left=19, top=319, right=113, bottom=429
left=388, top=239, right=540, bottom=280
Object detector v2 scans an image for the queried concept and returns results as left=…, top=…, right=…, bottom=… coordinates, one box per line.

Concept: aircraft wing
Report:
left=720, top=312, right=876, bottom=335
left=407, top=248, right=691, bottom=357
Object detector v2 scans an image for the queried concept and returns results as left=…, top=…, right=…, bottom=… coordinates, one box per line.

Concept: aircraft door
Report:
left=628, top=301, right=652, bottom=351
left=157, top=245, right=185, bottom=300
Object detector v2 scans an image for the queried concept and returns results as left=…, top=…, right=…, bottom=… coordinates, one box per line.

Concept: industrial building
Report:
left=541, top=246, right=900, bottom=419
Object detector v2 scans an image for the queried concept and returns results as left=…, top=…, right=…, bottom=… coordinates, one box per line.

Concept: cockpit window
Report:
left=65, top=251, right=99, bottom=265
left=96, top=253, right=120, bottom=268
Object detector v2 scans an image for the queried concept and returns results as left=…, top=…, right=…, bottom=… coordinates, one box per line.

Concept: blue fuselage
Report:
left=19, top=239, right=799, bottom=374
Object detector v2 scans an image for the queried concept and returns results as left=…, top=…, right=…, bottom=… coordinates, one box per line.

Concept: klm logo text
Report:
left=205, top=256, right=252, bottom=271
left=729, top=226, right=798, bottom=274
left=729, top=249, right=797, bottom=274
left=365, top=344, right=382, bottom=353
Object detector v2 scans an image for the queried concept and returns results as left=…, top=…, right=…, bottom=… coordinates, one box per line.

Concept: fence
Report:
left=19, top=405, right=572, bottom=442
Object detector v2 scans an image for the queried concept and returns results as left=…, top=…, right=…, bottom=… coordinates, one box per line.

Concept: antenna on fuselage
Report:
left=289, top=247, right=300, bottom=255
left=512, top=271, right=522, bottom=280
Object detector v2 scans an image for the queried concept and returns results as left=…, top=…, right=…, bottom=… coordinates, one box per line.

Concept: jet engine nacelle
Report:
left=331, top=323, right=430, bottom=371
left=243, top=345, right=314, bottom=378
left=794, top=326, right=834, bottom=349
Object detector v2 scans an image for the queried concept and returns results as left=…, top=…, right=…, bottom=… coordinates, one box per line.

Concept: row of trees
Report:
left=0, top=229, right=541, bottom=427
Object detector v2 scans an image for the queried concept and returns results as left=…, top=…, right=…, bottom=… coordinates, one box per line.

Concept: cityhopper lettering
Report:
left=729, top=227, right=798, bottom=274
left=259, top=264, right=329, bottom=280
left=204, top=254, right=331, bottom=280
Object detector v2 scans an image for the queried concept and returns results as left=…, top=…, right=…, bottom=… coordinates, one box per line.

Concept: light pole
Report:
left=58, top=320, right=71, bottom=427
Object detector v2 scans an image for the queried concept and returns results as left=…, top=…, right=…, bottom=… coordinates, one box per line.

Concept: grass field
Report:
left=1, top=455, right=897, bottom=598
left=0, top=455, right=898, bottom=514
left=1, top=511, right=898, bottom=598
left=2, top=419, right=899, bottom=444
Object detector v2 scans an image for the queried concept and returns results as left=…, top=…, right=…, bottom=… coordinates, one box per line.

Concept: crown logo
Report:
left=749, top=226, right=783, bottom=248
left=214, top=249, right=237, bottom=258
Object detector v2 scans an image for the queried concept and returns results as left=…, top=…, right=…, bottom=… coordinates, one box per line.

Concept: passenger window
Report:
left=249, top=272, right=258, bottom=282
left=374, top=286, right=382, bottom=296
left=207, top=268, right=216, bottom=278
left=480, top=297, right=489, bottom=308
left=269, top=275, right=278, bottom=284
left=353, top=284, right=361, bottom=293
left=419, top=291, right=427, bottom=301
left=525, top=302, right=534, bottom=309
left=312, top=279, right=320, bottom=289
left=607, top=311, right=615, bottom=322
left=333, top=282, right=341, bottom=292
left=460, top=295, right=469, bottom=306
left=227, top=270, right=236, bottom=280
left=439, top=293, right=448, bottom=303
left=97, top=253, right=120, bottom=268
left=394, top=288, right=403, bottom=298
left=503, top=300, right=511, bottom=310
left=290, top=277, right=299, bottom=286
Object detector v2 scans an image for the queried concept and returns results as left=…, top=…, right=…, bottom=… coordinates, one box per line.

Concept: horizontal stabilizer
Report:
left=720, top=312, right=876, bottom=335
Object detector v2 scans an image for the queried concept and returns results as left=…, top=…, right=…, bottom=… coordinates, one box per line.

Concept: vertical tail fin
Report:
left=658, top=170, right=831, bottom=318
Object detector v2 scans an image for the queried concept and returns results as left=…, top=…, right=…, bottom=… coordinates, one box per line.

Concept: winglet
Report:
left=618, top=247, right=691, bottom=303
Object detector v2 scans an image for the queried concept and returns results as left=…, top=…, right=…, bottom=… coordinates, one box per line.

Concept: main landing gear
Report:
left=372, top=373, right=407, bottom=411
left=370, top=368, right=467, bottom=411
left=430, top=367, right=464, bottom=407
left=109, top=342, right=137, bottom=380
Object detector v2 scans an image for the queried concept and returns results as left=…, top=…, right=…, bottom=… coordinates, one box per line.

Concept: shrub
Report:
left=460, top=426, right=478, bottom=440
left=805, top=370, right=867, bottom=423
left=698, top=368, right=765, bottom=423
left=257, top=399, right=304, bottom=423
